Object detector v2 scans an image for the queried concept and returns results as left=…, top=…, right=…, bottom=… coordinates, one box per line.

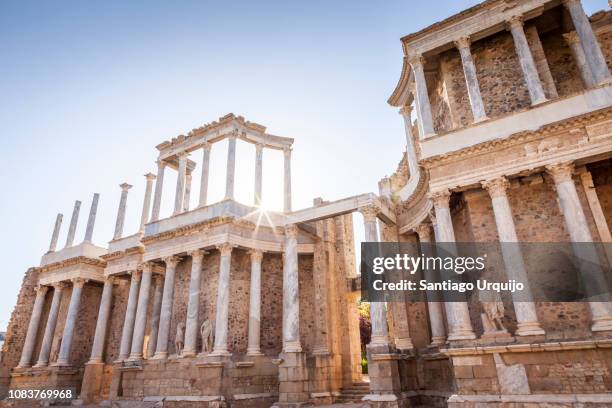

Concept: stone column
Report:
left=35, top=283, right=65, bottom=367
left=129, top=264, right=153, bottom=360
left=17, top=285, right=48, bottom=368
left=225, top=135, right=237, bottom=200
left=113, top=183, right=132, bottom=240
left=153, top=257, right=179, bottom=359
left=199, top=143, right=211, bottom=207
left=183, top=250, right=205, bottom=357
left=409, top=54, right=435, bottom=137
left=151, top=160, right=166, bottom=222
left=184, top=172, right=192, bottom=212
left=579, top=170, right=612, bottom=267
left=212, top=244, right=233, bottom=355
left=563, top=0, right=611, bottom=84
left=56, top=278, right=87, bottom=366
left=48, top=213, right=63, bottom=252
left=546, top=163, right=612, bottom=331
left=455, top=37, right=488, bottom=122
left=415, top=223, right=446, bottom=346
left=89, top=277, right=114, bottom=363
left=482, top=177, right=545, bottom=336
left=254, top=143, right=263, bottom=206
left=399, top=106, right=419, bottom=180
left=283, top=225, right=301, bottom=352
left=430, top=190, right=476, bottom=341
left=247, top=249, right=264, bottom=355
left=283, top=147, right=292, bottom=212
left=508, top=16, right=547, bottom=105
left=147, top=275, right=164, bottom=358
left=118, top=271, right=141, bottom=361
left=140, top=173, right=156, bottom=232
left=84, top=193, right=100, bottom=242
left=174, top=152, right=188, bottom=215
left=564, top=30, right=597, bottom=88
left=65, top=200, right=81, bottom=248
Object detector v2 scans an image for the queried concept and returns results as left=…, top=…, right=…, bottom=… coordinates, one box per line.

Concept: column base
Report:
left=209, top=348, right=231, bottom=357
left=447, top=329, right=476, bottom=341
left=592, top=318, right=612, bottom=332
left=531, top=97, right=548, bottom=106
left=473, top=115, right=489, bottom=123
left=180, top=350, right=196, bottom=358
left=282, top=340, right=302, bottom=353
left=362, top=393, right=408, bottom=408
left=33, top=362, right=49, bottom=368
left=429, top=336, right=446, bottom=347
left=80, top=361, right=105, bottom=405
left=246, top=348, right=263, bottom=356
left=151, top=351, right=168, bottom=360
left=394, top=337, right=414, bottom=352
left=516, top=321, right=546, bottom=336
left=127, top=352, right=144, bottom=362
left=277, top=351, right=309, bottom=405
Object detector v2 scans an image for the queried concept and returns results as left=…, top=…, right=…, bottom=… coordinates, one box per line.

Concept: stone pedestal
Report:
left=274, top=351, right=310, bottom=407
left=364, top=344, right=407, bottom=408
left=79, top=362, right=105, bottom=404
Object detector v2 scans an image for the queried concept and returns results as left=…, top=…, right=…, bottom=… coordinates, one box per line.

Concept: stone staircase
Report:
left=336, top=381, right=370, bottom=403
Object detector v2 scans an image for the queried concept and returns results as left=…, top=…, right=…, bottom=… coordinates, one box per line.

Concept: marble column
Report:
left=56, top=278, right=87, bottom=366
left=183, top=250, right=205, bottom=357
left=564, top=30, right=597, bottom=88
left=225, top=136, right=237, bottom=200
left=84, top=193, right=100, bottom=242
left=247, top=249, right=264, bottom=355
left=414, top=223, right=446, bottom=346
left=118, top=271, right=141, bottom=360
left=563, top=0, right=611, bottom=84
left=89, top=277, right=114, bottom=363
left=360, top=206, right=390, bottom=346
left=283, top=147, right=292, bottom=212
left=35, top=283, right=65, bottom=367
left=150, top=160, right=166, bottom=222
left=212, top=244, right=233, bottom=355
left=65, top=200, right=81, bottom=248
left=508, top=16, right=547, bottom=105
left=430, top=190, right=476, bottom=341
left=482, top=177, right=545, bottom=336
left=579, top=171, right=612, bottom=267
left=199, top=143, right=211, bottom=207
left=409, top=54, right=435, bottom=137
left=130, top=264, right=153, bottom=360
left=17, top=285, right=48, bottom=368
left=398, top=106, right=419, bottom=180
left=283, top=225, right=301, bottom=352
left=147, top=275, right=164, bottom=358
left=113, top=183, right=132, bottom=240
left=254, top=143, right=263, bottom=206
left=174, top=153, right=188, bottom=215
left=455, top=36, right=488, bottom=122
left=140, top=173, right=156, bottom=232
left=153, top=257, right=179, bottom=359
left=184, top=172, right=192, bottom=212
left=48, top=213, right=63, bottom=252
left=546, top=163, right=612, bottom=331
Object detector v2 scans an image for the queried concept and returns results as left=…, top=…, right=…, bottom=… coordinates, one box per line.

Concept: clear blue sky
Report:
left=0, top=0, right=606, bottom=331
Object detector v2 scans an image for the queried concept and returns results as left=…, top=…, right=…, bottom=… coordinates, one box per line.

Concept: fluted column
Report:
left=199, top=143, right=211, bottom=207
left=282, top=225, right=301, bottom=352
left=455, top=37, right=488, bottom=122
left=254, top=143, right=263, bottom=206
left=140, top=173, right=156, bottom=232
left=184, top=172, right=192, bottom=212
left=151, top=160, right=166, bottom=222
left=430, top=190, right=476, bottom=341
left=113, top=183, right=132, bottom=240
left=482, top=177, right=545, bottom=336
left=283, top=147, right=292, bottom=212
left=564, top=31, right=597, bottom=88
left=415, top=223, right=446, bottom=346
left=225, top=136, right=237, bottom=200
left=153, top=256, right=179, bottom=359
left=56, top=278, right=86, bottom=366
left=84, top=193, right=100, bottom=242
left=130, top=264, right=153, bottom=360
left=65, top=200, right=81, bottom=247
left=247, top=249, right=264, bottom=355
left=35, top=283, right=65, bottom=367
left=409, top=54, right=435, bottom=137
left=147, top=275, right=164, bottom=358
left=89, top=277, right=114, bottom=363
left=183, top=250, right=205, bottom=357
left=212, top=244, right=233, bottom=355
left=563, top=0, right=611, bottom=84
left=118, top=271, right=141, bottom=360
left=508, top=16, right=547, bottom=105
left=48, top=213, right=63, bottom=252
left=546, top=163, right=612, bottom=331
left=17, top=286, right=48, bottom=368
left=174, top=152, right=188, bottom=215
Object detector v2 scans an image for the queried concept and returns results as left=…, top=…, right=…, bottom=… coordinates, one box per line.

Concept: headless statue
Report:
left=175, top=322, right=185, bottom=356
left=200, top=319, right=214, bottom=353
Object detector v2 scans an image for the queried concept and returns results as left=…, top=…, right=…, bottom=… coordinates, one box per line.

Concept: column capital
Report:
left=359, top=205, right=379, bottom=222
left=429, top=189, right=451, bottom=209
left=284, top=224, right=299, bottom=238
left=130, top=269, right=142, bottom=282
left=163, top=256, right=180, bottom=269
left=562, top=30, right=580, bottom=45
left=120, top=182, right=133, bottom=192
left=506, top=15, right=524, bottom=29
left=202, top=141, right=212, bottom=151
left=144, top=172, right=156, bottom=181
left=156, top=159, right=167, bottom=169
left=140, top=262, right=153, bottom=274
left=52, top=282, right=67, bottom=291
left=255, top=142, right=264, bottom=152
left=228, top=130, right=238, bottom=141
left=177, top=151, right=190, bottom=159
left=454, top=36, right=471, bottom=50
left=189, top=249, right=206, bottom=263
left=105, top=276, right=115, bottom=285
left=71, top=278, right=87, bottom=288
left=414, top=222, right=432, bottom=241
left=482, top=177, right=510, bottom=198
left=399, top=105, right=413, bottom=118
left=546, top=162, right=575, bottom=184
left=283, top=146, right=292, bottom=157
left=249, top=249, right=264, bottom=262
left=408, top=53, right=425, bottom=68
left=217, top=243, right=234, bottom=256
left=35, top=285, right=49, bottom=296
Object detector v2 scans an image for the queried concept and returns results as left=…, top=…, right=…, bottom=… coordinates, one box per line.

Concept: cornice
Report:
left=38, top=256, right=106, bottom=274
